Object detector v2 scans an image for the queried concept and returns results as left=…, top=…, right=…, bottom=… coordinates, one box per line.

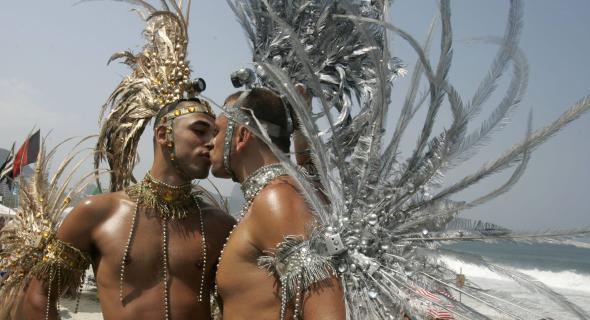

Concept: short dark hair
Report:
left=225, top=88, right=294, bottom=153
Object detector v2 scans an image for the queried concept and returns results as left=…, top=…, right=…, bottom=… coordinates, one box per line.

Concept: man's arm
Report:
left=22, top=277, right=59, bottom=320
left=303, top=277, right=345, bottom=319
left=20, top=195, right=110, bottom=319
left=250, top=179, right=346, bottom=320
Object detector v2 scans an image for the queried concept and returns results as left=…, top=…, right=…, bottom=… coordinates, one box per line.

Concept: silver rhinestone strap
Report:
left=222, top=91, right=250, bottom=183
left=240, top=163, right=289, bottom=203
left=222, top=119, right=238, bottom=182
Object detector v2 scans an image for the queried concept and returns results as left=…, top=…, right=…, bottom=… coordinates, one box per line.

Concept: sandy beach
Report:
left=60, top=279, right=590, bottom=320
left=59, top=257, right=590, bottom=320
left=59, top=287, right=102, bottom=320
left=460, top=276, right=590, bottom=320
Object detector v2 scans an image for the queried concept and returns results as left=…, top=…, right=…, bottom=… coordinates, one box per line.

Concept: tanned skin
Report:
left=21, top=101, right=236, bottom=320
left=209, top=95, right=345, bottom=320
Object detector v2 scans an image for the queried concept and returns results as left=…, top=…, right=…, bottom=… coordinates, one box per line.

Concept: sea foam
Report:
left=439, top=255, right=590, bottom=293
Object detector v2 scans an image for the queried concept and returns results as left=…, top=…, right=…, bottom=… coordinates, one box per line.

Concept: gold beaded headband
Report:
left=160, top=98, right=215, bottom=164
left=161, top=101, right=215, bottom=123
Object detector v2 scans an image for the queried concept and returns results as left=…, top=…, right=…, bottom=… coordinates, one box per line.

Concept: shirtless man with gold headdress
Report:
left=11, top=2, right=236, bottom=319
left=21, top=98, right=235, bottom=320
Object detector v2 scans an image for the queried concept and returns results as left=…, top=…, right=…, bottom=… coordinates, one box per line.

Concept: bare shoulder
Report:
left=249, top=176, right=314, bottom=248
left=251, top=176, right=312, bottom=225
left=57, top=191, right=131, bottom=251
left=60, top=191, right=130, bottom=228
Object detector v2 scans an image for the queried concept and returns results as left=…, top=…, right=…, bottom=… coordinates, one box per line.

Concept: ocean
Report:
left=440, top=241, right=590, bottom=319
left=443, top=241, right=590, bottom=290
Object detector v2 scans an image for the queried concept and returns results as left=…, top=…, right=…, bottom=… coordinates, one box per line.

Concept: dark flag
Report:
left=0, top=142, right=15, bottom=180
left=12, top=130, right=40, bottom=178
left=0, top=130, right=41, bottom=183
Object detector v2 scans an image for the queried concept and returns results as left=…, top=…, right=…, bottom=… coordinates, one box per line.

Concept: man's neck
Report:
left=234, top=151, right=281, bottom=184
left=148, top=164, right=191, bottom=186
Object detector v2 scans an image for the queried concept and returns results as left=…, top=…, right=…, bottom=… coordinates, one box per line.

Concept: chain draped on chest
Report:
left=123, top=172, right=208, bottom=320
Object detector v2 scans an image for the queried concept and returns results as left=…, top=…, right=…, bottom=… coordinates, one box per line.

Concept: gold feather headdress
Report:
left=94, top=0, right=214, bottom=192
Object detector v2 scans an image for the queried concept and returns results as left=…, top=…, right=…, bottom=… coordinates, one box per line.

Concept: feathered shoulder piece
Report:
left=0, top=136, right=100, bottom=318
left=258, top=234, right=337, bottom=320
left=95, top=0, right=212, bottom=192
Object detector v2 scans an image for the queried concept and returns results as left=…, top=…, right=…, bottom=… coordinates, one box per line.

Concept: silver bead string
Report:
left=43, top=244, right=88, bottom=318
left=293, top=273, right=302, bottom=319
left=146, top=171, right=192, bottom=190
left=45, top=266, right=54, bottom=320
left=195, top=198, right=207, bottom=302
left=213, top=163, right=288, bottom=303
left=74, top=273, right=86, bottom=313
left=213, top=201, right=248, bottom=299
left=280, top=276, right=288, bottom=320
left=120, top=187, right=141, bottom=303
left=162, top=216, right=170, bottom=320
left=120, top=179, right=208, bottom=319
left=56, top=269, right=61, bottom=311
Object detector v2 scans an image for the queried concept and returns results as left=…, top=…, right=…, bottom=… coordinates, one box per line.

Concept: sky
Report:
left=0, top=1, right=588, bottom=230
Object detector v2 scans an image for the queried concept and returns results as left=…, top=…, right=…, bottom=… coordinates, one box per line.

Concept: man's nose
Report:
left=205, top=139, right=214, bottom=150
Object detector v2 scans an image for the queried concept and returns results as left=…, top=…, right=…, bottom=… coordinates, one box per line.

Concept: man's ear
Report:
left=235, top=125, right=252, bottom=152
left=154, top=124, right=168, bottom=146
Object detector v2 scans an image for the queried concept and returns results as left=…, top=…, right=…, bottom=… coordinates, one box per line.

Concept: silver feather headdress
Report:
left=227, top=0, right=405, bottom=129
left=228, top=0, right=590, bottom=319
left=94, top=0, right=214, bottom=192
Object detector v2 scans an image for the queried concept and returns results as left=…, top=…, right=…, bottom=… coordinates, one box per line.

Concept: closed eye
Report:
left=189, top=121, right=212, bottom=135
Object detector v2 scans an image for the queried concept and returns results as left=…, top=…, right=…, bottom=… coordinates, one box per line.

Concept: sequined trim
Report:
left=241, top=163, right=289, bottom=203
left=258, top=235, right=336, bottom=320
left=125, top=172, right=201, bottom=220
left=223, top=120, right=238, bottom=181
left=31, top=239, right=91, bottom=298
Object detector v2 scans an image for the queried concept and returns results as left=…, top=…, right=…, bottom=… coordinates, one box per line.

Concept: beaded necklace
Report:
left=126, top=171, right=197, bottom=220
left=122, top=172, right=208, bottom=320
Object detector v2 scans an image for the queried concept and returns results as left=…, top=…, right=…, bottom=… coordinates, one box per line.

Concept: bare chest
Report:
left=93, top=208, right=207, bottom=287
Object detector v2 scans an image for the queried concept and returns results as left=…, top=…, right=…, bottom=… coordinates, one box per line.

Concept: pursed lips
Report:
left=195, top=152, right=211, bottom=162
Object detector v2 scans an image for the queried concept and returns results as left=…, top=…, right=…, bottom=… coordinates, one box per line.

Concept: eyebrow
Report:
left=188, top=120, right=213, bottom=129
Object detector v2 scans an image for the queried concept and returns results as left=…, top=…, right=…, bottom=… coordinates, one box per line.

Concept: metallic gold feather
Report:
left=94, top=0, right=202, bottom=191
left=0, top=136, right=104, bottom=318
